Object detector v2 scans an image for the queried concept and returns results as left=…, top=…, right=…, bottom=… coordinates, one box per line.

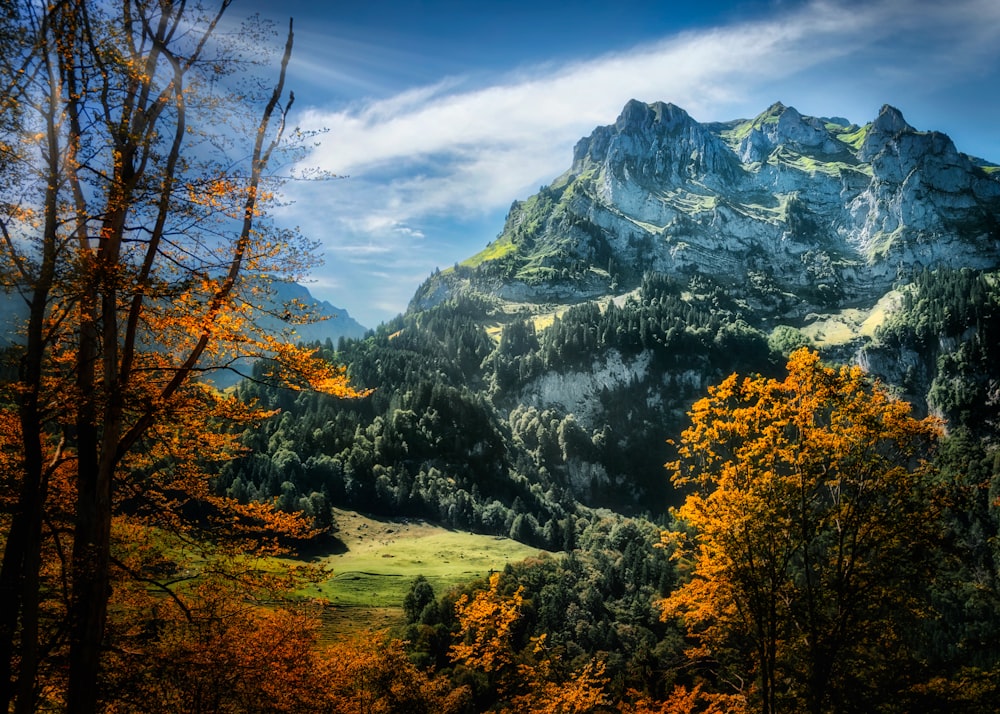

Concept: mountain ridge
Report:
left=413, top=101, right=1000, bottom=323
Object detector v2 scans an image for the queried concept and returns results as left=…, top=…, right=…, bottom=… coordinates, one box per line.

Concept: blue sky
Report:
left=235, top=0, right=1000, bottom=328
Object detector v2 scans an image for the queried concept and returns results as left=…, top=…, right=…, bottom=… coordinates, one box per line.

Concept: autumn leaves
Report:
left=661, top=348, right=943, bottom=713
left=0, top=1, right=366, bottom=710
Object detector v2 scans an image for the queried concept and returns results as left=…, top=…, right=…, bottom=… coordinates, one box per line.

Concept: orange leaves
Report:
left=0, top=0, right=371, bottom=708
left=213, top=498, right=321, bottom=553
left=661, top=348, right=943, bottom=711
left=263, top=341, right=373, bottom=398
left=450, top=573, right=613, bottom=711
left=626, top=684, right=747, bottom=714
left=450, top=571, right=524, bottom=674
left=104, top=570, right=328, bottom=712
left=506, top=657, right=610, bottom=714
left=183, top=177, right=273, bottom=220
left=0, top=408, right=22, bottom=506
left=319, top=635, right=465, bottom=714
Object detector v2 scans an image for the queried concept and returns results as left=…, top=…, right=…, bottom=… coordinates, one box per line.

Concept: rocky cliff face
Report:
left=414, top=101, right=1000, bottom=319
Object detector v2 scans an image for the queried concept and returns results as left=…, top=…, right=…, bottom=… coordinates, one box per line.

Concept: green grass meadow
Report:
left=294, top=510, right=554, bottom=609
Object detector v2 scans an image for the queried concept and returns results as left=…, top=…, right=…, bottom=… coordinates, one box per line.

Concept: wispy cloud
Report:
left=283, top=0, right=1000, bottom=325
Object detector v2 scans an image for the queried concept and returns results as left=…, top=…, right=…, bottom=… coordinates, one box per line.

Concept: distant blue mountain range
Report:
left=0, top=280, right=367, bottom=357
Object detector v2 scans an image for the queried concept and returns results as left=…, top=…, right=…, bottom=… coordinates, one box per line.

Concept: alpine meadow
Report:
left=1, top=1, right=1000, bottom=712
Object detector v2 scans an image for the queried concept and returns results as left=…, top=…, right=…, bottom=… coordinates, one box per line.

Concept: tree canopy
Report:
left=661, top=349, right=942, bottom=714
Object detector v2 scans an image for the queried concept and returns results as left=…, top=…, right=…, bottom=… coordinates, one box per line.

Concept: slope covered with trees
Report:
left=1, top=1, right=998, bottom=709
left=217, top=271, right=777, bottom=545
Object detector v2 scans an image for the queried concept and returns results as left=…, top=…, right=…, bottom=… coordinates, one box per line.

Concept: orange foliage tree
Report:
left=450, top=572, right=525, bottom=686
left=661, top=349, right=941, bottom=714
left=320, top=634, right=467, bottom=714
left=625, top=683, right=747, bottom=714
left=98, top=533, right=462, bottom=714
left=0, top=1, right=367, bottom=711
left=450, top=571, right=612, bottom=712
left=505, top=649, right=611, bottom=714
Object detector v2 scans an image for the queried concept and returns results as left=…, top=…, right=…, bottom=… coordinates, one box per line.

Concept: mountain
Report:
left=220, top=101, right=1000, bottom=546
left=404, top=99, right=1000, bottom=437
left=256, top=280, right=368, bottom=345
left=414, top=101, right=999, bottom=316
left=202, top=280, right=369, bottom=388
left=0, top=279, right=367, bottom=358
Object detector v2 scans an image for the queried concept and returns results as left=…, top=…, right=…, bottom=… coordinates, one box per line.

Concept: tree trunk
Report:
left=66, top=455, right=112, bottom=714
left=0, top=463, right=41, bottom=711
left=66, top=282, right=106, bottom=714
left=0, top=404, right=44, bottom=710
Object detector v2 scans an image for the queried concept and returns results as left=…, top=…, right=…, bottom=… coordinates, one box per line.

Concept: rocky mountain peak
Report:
left=614, top=99, right=693, bottom=132
left=419, top=99, right=1000, bottom=321
left=571, top=99, right=740, bottom=191
left=574, top=99, right=701, bottom=170
left=738, top=101, right=842, bottom=162
left=873, top=104, right=914, bottom=134
left=858, top=104, right=915, bottom=160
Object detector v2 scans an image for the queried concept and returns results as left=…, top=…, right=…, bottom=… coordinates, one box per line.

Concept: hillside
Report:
left=219, top=100, right=1000, bottom=542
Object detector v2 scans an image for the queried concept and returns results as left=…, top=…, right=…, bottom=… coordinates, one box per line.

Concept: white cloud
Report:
left=296, top=0, right=997, bottom=216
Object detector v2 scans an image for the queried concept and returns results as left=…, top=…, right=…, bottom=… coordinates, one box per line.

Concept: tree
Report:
left=661, top=349, right=941, bottom=714
left=102, top=540, right=333, bottom=713
left=321, top=635, right=467, bottom=714
left=0, top=1, right=366, bottom=710
left=404, top=574, right=437, bottom=624
left=450, top=572, right=525, bottom=680
left=504, top=653, right=610, bottom=714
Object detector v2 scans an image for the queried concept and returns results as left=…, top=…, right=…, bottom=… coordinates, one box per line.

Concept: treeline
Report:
left=216, top=272, right=777, bottom=540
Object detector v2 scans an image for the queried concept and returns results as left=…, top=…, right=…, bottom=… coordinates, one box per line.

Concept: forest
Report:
left=219, top=270, right=780, bottom=543
left=0, top=0, right=999, bottom=712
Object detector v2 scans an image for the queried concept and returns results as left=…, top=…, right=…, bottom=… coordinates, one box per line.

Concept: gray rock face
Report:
left=738, top=102, right=843, bottom=162
left=416, top=100, right=1000, bottom=319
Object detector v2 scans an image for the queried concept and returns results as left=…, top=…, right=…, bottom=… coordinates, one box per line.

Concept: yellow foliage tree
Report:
left=624, top=683, right=747, bottom=714
left=450, top=571, right=524, bottom=678
left=320, top=634, right=468, bottom=714
left=0, top=2, right=368, bottom=711
left=506, top=654, right=611, bottom=714
left=451, top=573, right=612, bottom=712
left=661, top=349, right=941, bottom=714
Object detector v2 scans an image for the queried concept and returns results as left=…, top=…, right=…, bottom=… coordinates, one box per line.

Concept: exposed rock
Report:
left=413, top=99, right=1000, bottom=320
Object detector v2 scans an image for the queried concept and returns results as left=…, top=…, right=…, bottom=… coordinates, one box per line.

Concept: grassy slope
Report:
left=296, top=509, right=553, bottom=609
left=797, top=289, right=902, bottom=347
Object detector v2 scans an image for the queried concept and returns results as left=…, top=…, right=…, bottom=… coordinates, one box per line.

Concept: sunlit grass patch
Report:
left=287, top=510, right=554, bottom=608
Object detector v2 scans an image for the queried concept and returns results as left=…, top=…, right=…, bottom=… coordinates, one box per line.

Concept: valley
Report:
left=3, top=83, right=999, bottom=710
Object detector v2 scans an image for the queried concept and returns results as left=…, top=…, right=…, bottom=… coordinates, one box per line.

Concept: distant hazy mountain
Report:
left=0, top=280, right=367, bottom=363
left=260, top=280, right=368, bottom=345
